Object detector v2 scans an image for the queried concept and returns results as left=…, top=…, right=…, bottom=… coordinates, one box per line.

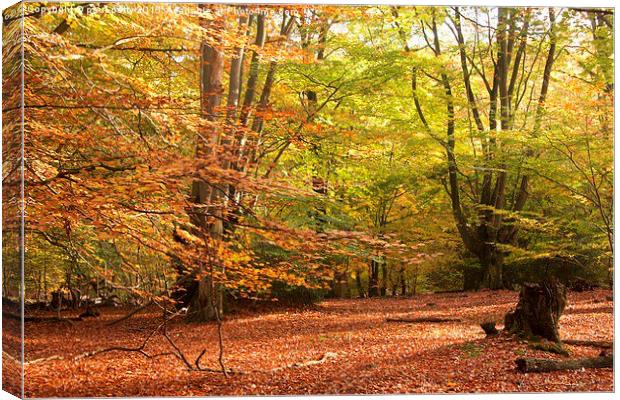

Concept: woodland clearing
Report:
left=10, top=289, right=613, bottom=396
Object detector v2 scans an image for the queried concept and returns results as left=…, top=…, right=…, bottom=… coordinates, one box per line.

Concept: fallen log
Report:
left=516, top=356, right=612, bottom=373
left=563, top=339, right=613, bottom=349
left=386, top=317, right=461, bottom=323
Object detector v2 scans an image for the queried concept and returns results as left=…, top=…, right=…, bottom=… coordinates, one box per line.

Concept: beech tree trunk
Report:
left=186, top=8, right=226, bottom=322
left=504, top=279, right=567, bottom=342
left=368, top=259, right=380, bottom=297
left=355, top=272, right=366, bottom=298
left=406, top=10, right=558, bottom=291
left=332, top=272, right=348, bottom=298
left=188, top=276, right=224, bottom=322
left=481, top=249, right=504, bottom=290
left=380, top=264, right=387, bottom=296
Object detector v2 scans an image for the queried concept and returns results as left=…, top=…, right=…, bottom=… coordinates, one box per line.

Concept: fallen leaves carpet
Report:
left=16, top=289, right=613, bottom=396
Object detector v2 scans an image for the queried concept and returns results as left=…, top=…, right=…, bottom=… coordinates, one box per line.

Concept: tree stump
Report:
left=504, top=279, right=567, bottom=342
left=569, top=277, right=594, bottom=292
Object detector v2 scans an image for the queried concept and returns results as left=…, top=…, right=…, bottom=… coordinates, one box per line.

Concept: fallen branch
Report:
left=22, top=308, right=185, bottom=366
left=19, top=302, right=337, bottom=377
left=194, top=349, right=244, bottom=375
left=194, top=351, right=338, bottom=374
left=3, top=311, right=78, bottom=324
left=563, top=339, right=613, bottom=349
left=24, top=355, right=64, bottom=365
left=2, top=351, right=21, bottom=364
left=269, top=352, right=338, bottom=372
left=24, top=319, right=170, bottom=365
left=386, top=317, right=461, bottom=323
left=161, top=323, right=194, bottom=370
left=21, top=345, right=338, bottom=376
left=516, top=356, right=612, bottom=373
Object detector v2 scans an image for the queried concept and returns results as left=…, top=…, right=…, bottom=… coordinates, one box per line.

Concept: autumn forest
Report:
left=1, top=2, right=614, bottom=396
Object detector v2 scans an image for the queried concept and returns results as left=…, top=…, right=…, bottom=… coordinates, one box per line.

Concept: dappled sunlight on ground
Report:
left=22, top=289, right=613, bottom=396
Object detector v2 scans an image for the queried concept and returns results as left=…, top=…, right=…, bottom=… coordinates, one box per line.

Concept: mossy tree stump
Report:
left=504, top=279, right=567, bottom=343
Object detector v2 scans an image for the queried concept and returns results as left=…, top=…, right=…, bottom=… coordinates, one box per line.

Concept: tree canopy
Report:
left=2, top=3, right=613, bottom=313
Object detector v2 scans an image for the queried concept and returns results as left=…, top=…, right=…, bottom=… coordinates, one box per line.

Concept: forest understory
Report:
left=7, top=289, right=613, bottom=396
left=1, top=4, right=614, bottom=397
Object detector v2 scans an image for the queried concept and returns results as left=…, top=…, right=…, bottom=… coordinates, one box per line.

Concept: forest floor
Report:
left=9, top=289, right=614, bottom=396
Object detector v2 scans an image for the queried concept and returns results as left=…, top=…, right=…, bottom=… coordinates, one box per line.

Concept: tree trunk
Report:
left=380, top=263, right=387, bottom=296
left=355, top=272, right=365, bottom=298
left=481, top=249, right=503, bottom=290
left=332, top=271, right=348, bottom=298
left=187, top=276, right=223, bottom=322
left=504, top=278, right=567, bottom=342
left=186, top=8, right=226, bottom=322
left=368, top=259, right=380, bottom=297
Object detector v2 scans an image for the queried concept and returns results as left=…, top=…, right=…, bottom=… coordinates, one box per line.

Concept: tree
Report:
left=406, top=7, right=561, bottom=288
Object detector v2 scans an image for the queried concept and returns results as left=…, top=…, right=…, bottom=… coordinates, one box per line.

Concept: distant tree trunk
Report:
left=504, top=278, right=567, bottom=342
left=43, top=265, right=48, bottom=302
left=355, top=271, right=365, bottom=298
left=400, top=265, right=406, bottom=296
left=368, top=259, right=380, bottom=297
left=411, top=265, right=419, bottom=295
left=380, top=263, right=387, bottom=296
left=333, top=271, right=348, bottom=298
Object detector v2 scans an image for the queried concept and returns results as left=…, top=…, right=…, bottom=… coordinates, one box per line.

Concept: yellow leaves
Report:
left=174, top=227, right=202, bottom=246
left=135, top=164, right=149, bottom=174
left=49, top=54, right=84, bottom=61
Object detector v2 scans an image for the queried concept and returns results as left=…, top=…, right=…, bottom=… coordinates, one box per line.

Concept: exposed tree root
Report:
left=563, top=339, right=613, bottom=349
